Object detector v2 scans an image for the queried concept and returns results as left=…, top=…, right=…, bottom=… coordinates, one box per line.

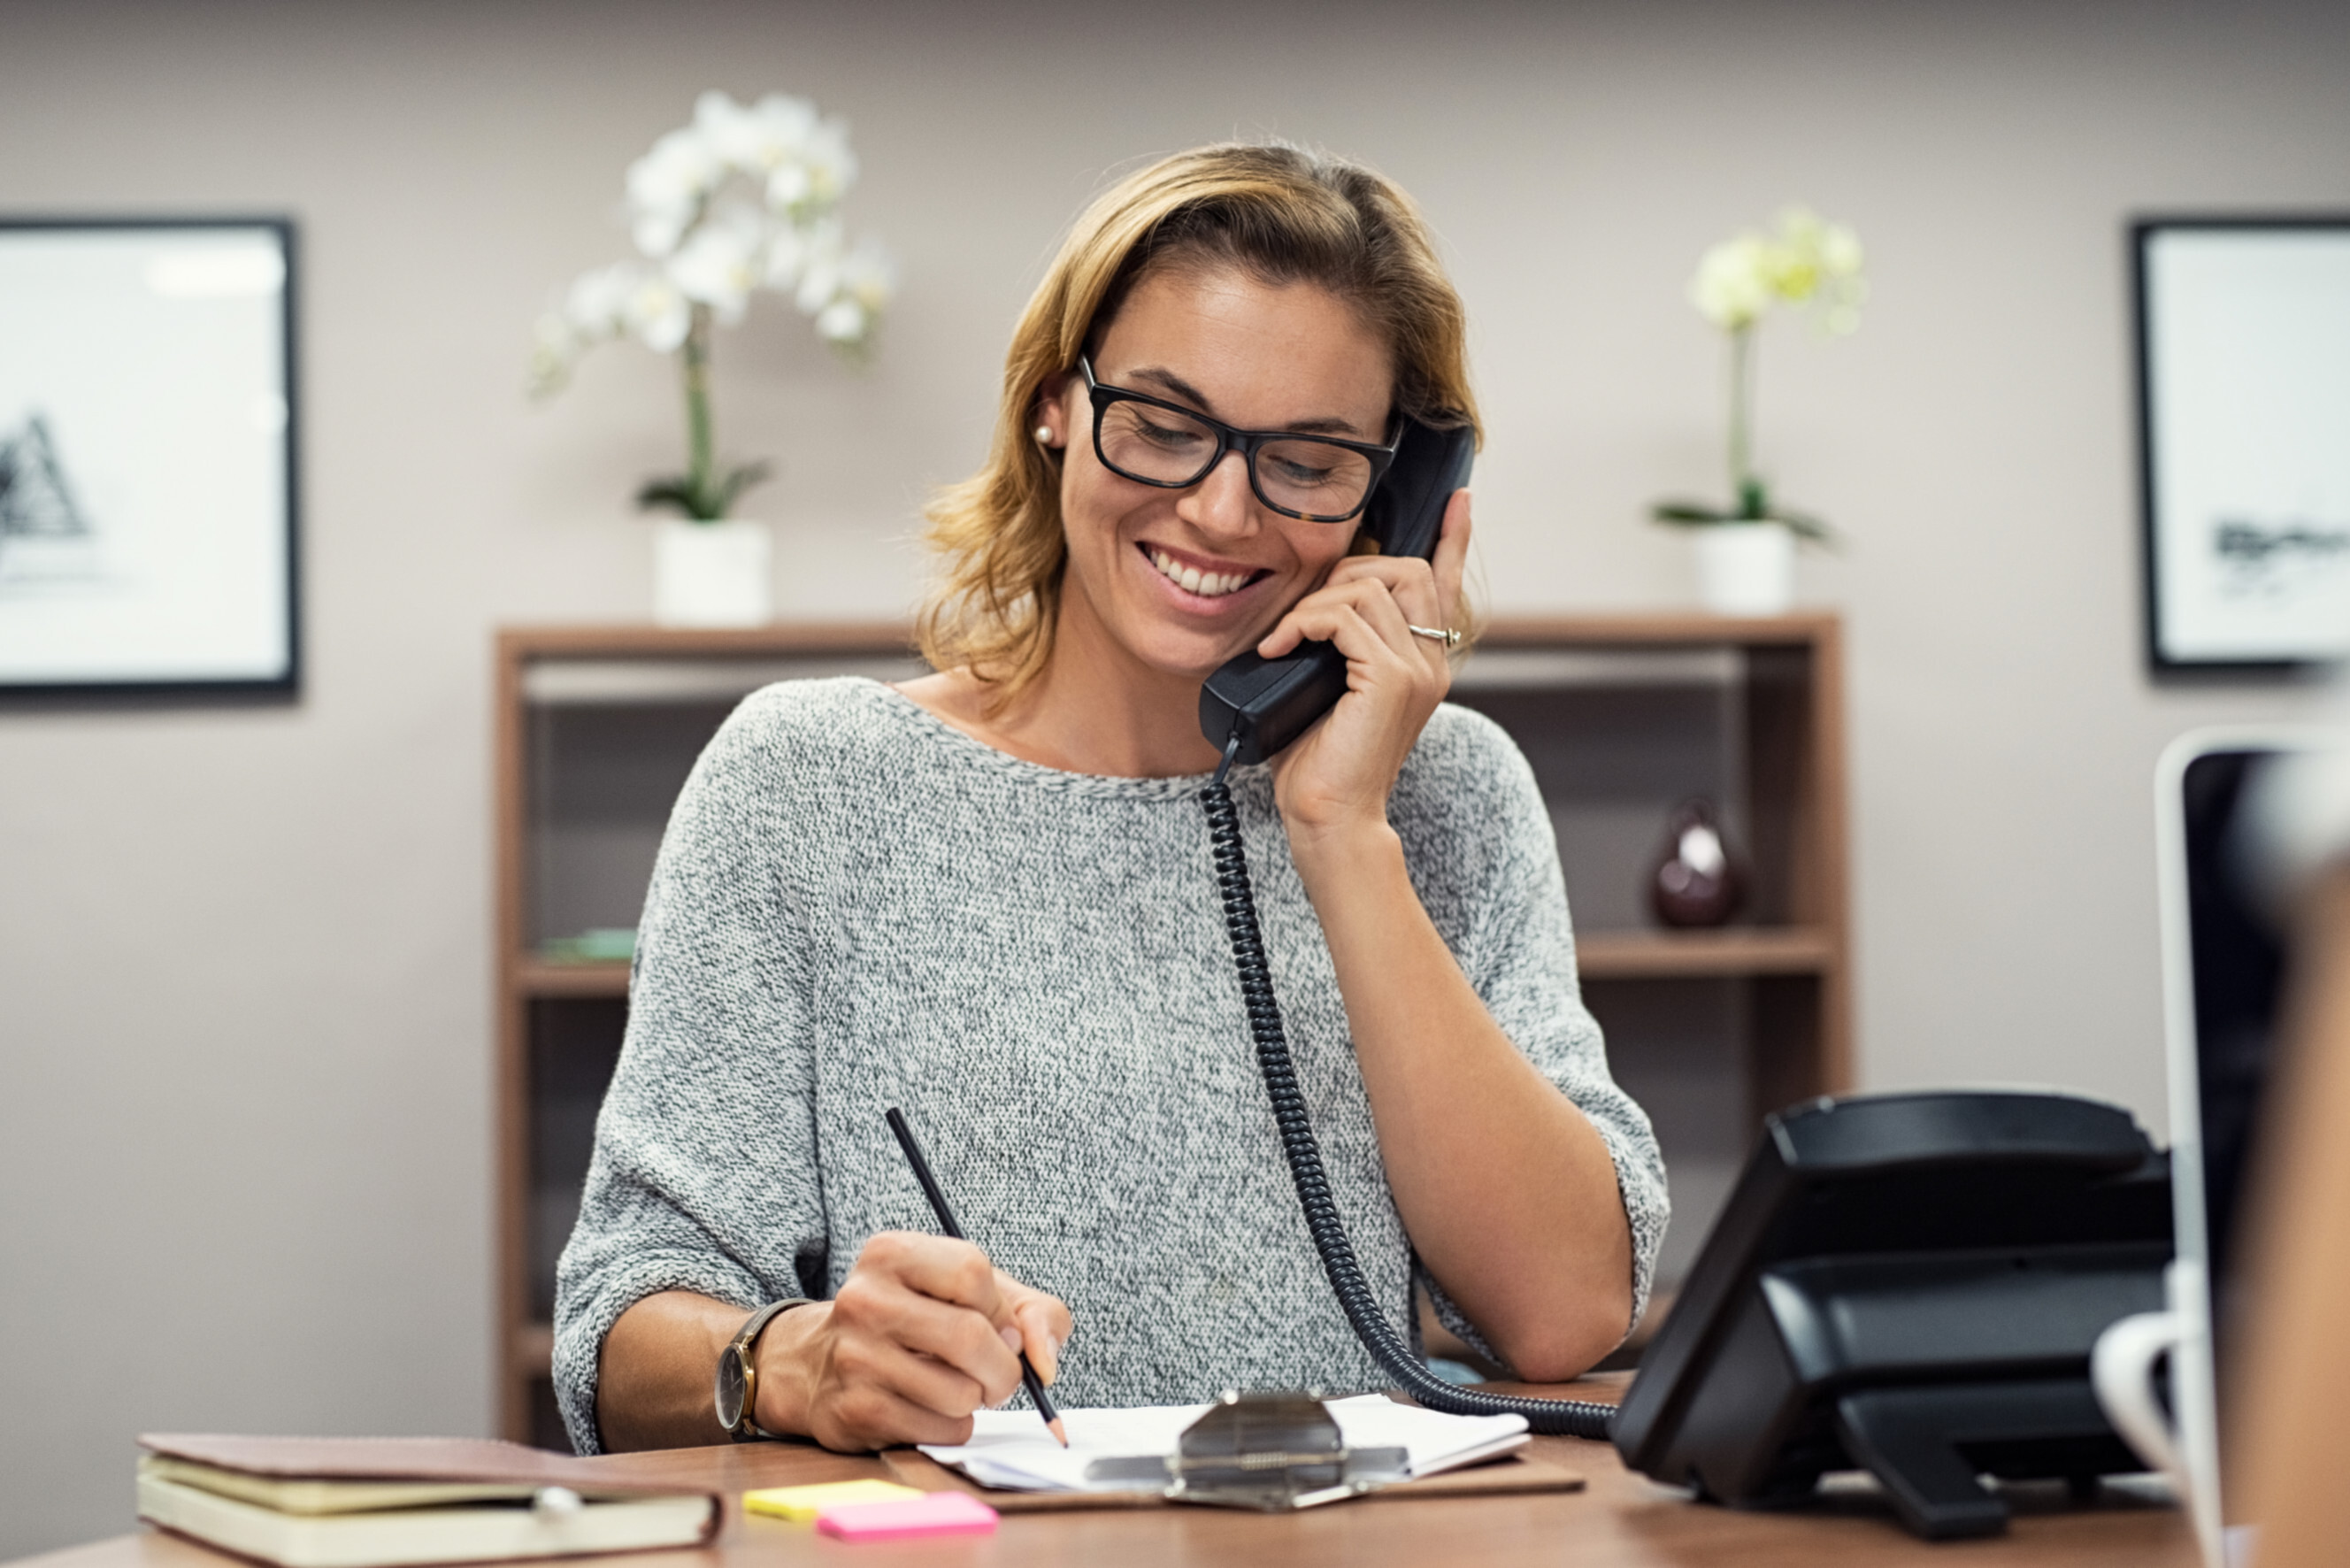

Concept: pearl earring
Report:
left=1034, top=425, right=1054, bottom=445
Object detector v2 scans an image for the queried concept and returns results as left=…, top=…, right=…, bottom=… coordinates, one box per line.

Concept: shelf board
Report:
left=495, top=613, right=1833, bottom=663
left=1577, top=926, right=1835, bottom=979
left=518, top=935, right=1831, bottom=997
left=511, top=1321, right=554, bottom=1374
left=517, top=933, right=1835, bottom=997
left=1481, top=611, right=1835, bottom=649
left=514, top=960, right=630, bottom=998
left=524, top=653, right=926, bottom=706
left=1452, top=645, right=1743, bottom=692
left=501, top=622, right=913, bottom=661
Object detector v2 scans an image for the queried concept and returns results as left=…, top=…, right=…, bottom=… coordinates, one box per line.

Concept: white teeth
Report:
left=1148, top=548, right=1250, bottom=598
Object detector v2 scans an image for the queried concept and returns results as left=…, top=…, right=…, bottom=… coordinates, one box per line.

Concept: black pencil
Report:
left=883, top=1106, right=1068, bottom=1448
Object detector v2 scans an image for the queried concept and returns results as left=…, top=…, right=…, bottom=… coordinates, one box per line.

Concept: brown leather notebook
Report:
left=140, top=1435, right=697, bottom=1494
left=135, top=1434, right=720, bottom=1567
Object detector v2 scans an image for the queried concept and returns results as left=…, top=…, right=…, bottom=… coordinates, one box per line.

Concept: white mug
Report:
left=2090, top=1260, right=2224, bottom=1567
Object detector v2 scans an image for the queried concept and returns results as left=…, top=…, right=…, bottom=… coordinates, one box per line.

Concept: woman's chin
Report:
left=1122, top=619, right=1260, bottom=686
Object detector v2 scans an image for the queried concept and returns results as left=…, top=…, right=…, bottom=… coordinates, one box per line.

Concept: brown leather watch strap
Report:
left=718, top=1297, right=814, bottom=1441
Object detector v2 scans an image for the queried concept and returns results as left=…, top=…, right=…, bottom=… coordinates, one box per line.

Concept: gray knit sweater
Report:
left=553, top=679, right=1667, bottom=1453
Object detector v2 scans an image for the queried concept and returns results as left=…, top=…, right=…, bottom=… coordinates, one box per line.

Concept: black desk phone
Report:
left=1189, top=421, right=2172, bottom=1541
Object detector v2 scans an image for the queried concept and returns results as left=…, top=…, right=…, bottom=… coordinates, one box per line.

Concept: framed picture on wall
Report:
left=2135, top=216, right=2350, bottom=672
left=0, top=217, right=299, bottom=696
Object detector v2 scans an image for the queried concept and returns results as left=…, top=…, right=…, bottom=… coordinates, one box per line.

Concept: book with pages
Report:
left=134, top=1434, right=720, bottom=1568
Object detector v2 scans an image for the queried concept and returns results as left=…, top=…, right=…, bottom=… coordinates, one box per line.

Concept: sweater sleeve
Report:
left=551, top=689, right=825, bottom=1454
left=1395, top=707, right=1670, bottom=1369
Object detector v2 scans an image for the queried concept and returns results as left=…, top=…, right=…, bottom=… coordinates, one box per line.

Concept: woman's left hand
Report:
left=1254, top=488, right=1472, bottom=846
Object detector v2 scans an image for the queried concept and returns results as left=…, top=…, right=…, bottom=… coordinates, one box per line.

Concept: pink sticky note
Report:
left=815, top=1489, right=1000, bottom=1541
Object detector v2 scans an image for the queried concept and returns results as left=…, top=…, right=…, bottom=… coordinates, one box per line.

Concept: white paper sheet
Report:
left=918, top=1394, right=1528, bottom=1493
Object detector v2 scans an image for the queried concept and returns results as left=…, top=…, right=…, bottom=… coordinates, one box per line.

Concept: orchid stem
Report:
left=682, top=306, right=716, bottom=519
left=1728, top=322, right=1759, bottom=518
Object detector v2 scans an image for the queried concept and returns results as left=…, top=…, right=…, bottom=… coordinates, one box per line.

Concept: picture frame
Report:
left=0, top=216, right=299, bottom=696
left=2134, top=216, right=2350, bottom=673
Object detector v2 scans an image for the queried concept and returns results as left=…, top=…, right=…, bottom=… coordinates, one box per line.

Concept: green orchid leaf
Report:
left=1651, top=501, right=1737, bottom=525
left=712, top=460, right=775, bottom=514
left=1654, top=496, right=1842, bottom=550
left=634, top=476, right=707, bottom=519
left=1770, top=508, right=1841, bottom=547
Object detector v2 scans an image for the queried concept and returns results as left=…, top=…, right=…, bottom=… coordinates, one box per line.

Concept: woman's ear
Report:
left=1030, top=371, right=1079, bottom=450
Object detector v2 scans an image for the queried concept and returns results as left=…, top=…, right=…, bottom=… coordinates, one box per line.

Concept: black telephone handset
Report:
left=1198, top=417, right=1475, bottom=768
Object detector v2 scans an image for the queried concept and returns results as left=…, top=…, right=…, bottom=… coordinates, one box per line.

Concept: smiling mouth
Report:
left=1142, top=545, right=1269, bottom=600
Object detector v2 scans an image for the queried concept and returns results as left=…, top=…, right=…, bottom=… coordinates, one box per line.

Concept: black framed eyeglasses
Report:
left=1079, top=356, right=1398, bottom=524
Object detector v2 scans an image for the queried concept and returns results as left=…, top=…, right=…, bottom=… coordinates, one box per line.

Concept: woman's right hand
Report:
left=754, top=1231, right=1072, bottom=1451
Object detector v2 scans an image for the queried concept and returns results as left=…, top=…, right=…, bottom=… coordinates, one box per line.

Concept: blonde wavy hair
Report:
left=916, top=142, right=1481, bottom=697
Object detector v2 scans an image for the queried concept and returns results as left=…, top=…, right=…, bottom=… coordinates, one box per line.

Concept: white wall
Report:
left=4, top=0, right=2345, bottom=1552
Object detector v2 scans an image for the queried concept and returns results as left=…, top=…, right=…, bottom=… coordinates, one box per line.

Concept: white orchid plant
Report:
left=1653, top=206, right=1864, bottom=540
left=530, top=90, right=894, bottom=521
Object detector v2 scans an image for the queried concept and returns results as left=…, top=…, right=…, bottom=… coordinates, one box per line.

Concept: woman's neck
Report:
left=896, top=595, right=1227, bottom=780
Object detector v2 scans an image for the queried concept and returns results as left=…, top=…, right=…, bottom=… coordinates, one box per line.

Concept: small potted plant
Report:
left=530, top=89, right=893, bottom=626
left=1654, top=206, right=1864, bottom=616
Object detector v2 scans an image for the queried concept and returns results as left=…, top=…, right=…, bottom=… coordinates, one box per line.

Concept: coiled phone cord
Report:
left=1201, top=761, right=1617, bottom=1441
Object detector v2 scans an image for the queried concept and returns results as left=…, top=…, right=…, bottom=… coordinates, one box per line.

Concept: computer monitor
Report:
left=2154, top=727, right=2327, bottom=1558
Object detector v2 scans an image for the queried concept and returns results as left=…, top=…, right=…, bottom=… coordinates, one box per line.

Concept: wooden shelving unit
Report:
left=493, top=614, right=1849, bottom=1444
left=493, top=623, right=926, bottom=1447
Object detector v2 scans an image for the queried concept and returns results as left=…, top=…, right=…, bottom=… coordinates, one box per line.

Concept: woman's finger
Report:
left=998, top=1273, right=1074, bottom=1383
left=1271, top=601, right=1408, bottom=680
left=868, top=1232, right=1006, bottom=1318
left=815, top=1374, right=980, bottom=1451
left=841, top=1233, right=1023, bottom=1401
left=863, top=1331, right=1000, bottom=1418
left=1325, top=554, right=1444, bottom=635
left=891, top=1295, right=1027, bottom=1404
left=1259, top=578, right=1425, bottom=665
left=1256, top=579, right=1398, bottom=659
left=1340, top=570, right=1434, bottom=667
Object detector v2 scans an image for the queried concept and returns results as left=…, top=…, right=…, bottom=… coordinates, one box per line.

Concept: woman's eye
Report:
left=1135, top=414, right=1206, bottom=450
left=1269, top=456, right=1340, bottom=488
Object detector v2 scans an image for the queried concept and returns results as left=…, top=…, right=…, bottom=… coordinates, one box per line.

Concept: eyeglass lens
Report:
left=1095, top=400, right=1376, bottom=521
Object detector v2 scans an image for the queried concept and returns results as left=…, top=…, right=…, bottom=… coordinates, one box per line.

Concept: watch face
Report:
left=715, top=1348, right=748, bottom=1431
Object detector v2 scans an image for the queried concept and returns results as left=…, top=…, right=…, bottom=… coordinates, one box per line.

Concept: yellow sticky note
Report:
left=743, top=1480, right=924, bottom=1522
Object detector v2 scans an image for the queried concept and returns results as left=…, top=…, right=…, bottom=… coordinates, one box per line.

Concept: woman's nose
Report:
left=1177, top=450, right=1258, bottom=539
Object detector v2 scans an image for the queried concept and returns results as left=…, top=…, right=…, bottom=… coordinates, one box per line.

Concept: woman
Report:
left=557, top=142, right=1667, bottom=1456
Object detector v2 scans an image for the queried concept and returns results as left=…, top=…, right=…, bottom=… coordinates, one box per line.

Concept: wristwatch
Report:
left=714, top=1298, right=814, bottom=1441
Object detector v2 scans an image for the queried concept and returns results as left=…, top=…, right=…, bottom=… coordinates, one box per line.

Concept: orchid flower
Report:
left=530, top=88, right=895, bottom=519
left=1655, top=205, right=1865, bottom=537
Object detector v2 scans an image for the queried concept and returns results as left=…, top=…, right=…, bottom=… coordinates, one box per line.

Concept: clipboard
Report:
left=879, top=1448, right=1585, bottom=1514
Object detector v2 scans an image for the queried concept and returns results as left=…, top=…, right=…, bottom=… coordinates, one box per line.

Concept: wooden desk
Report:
left=12, top=1380, right=2194, bottom=1568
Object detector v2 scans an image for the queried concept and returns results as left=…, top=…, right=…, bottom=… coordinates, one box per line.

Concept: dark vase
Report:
left=1650, top=798, right=1745, bottom=928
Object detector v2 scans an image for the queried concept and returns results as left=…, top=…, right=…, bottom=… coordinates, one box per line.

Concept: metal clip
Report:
left=1084, top=1391, right=1410, bottom=1511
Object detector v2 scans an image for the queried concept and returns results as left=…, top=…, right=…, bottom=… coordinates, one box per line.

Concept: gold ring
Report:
left=1408, top=624, right=1463, bottom=649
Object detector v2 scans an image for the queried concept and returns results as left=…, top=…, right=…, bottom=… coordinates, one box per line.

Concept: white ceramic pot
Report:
left=652, top=519, right=773, bottom=627
left=1692, top=520, right=1796, bottom=616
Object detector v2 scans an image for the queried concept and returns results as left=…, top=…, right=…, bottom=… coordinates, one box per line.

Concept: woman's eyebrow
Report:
left=1126, top=365, right=1371, bottom=438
